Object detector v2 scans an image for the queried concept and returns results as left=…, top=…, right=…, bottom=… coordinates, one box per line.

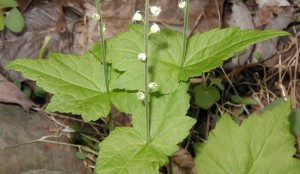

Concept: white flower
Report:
left=137, top=92, right=145, bottom=100
left=178, top=0, right=186, bottom=9
left=150, top=6, right=161, bottom=17
left=138, top=53, right=146, bottom=61
left=92, top=13, right=101, bottom=21
left=149, top=23, right=160, bottom=34
left=148, top=82, right=158, bottom=89
left=132, top=10, right=143, bottom=22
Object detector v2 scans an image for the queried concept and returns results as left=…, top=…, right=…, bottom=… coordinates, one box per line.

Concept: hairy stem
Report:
left=179, top=0, right=190, bottom=68
left=95, top=0, right=113, bottom=130
left=144, top=0, right=150, bottom=144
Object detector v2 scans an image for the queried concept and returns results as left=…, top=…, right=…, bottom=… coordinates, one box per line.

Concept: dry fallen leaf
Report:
left=255, top=0, right=290, bottom=8
left=252, top=11, right=295, bottom=63
left=111, top=107, right=132, bottom=127
left=254, top=6, right=292, bottom=28
left=167, top=148, right=196, bottom=174
left=223, top=2, right=254, bottom=69
left=0, top=74, right=36, bottom=112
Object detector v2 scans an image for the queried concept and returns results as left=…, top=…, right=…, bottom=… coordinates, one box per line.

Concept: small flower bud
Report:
left=178, top=0, right=186, bottom=9
left=150, top=6, right=161, bottom=17
left=132, top=10, right=143, bottom=22
left=137, top=92, right=145, bottom=100
left=138, top=53, right=146, bottom=61
left=149, top=23, right=160, bottom=34
left=148, top=82, right=158, bottom=89
left=92, top=13, right=101, bottom=21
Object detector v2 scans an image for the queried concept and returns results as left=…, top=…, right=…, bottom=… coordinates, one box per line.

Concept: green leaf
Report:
left=81, top=136, right=94, bottom=147
left=289, top=108, right=300, bottom=136
left=95, top=83, right=196, bottom=174
left=231, top=95, right=257, bottom=105
left=101, top=24, right=288, bottom=94
left=194, top=101, right=300, bottom=173
left=0, top=13, right=5, bottom=31
left=264, top=97, right=286, bottom=111
left=231, top=95, right=243, bottom=104
left=236, top=107, right=244, bottom=116
left=34, top=86, right=47, bottom=97
left=243, top=98, right=257, bottom=105
left=0, top=0, right=17, bottom=8
left=5, top=7, right=25, bottom=33
left=76, top=151, right=86, bottom=160
left=5, top=52, right=141, bottom=122
left=13, top=79, right=21, bottom=88
left=209, top=77, right=224, bottom=90
left=178, top=28, right=288, bottom=80
left=194, top=84, right=220, bottom=109
left=22, top=86, right=31, bottom=98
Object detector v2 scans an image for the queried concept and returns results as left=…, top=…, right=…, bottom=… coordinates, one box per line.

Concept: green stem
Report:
left=95, top=0, right=113, bottom=130
left=168, top=156, right=173, bottom=174
left=179, top=0, right=190, bottom=68
left=38, top=36, right=51, bottom=59
left=144, top=0, right=150, bottom=144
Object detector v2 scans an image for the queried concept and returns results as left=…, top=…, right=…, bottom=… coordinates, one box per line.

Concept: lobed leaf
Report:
left=96, top=83, right=196, bottom=173
left=194, top=101, right=300, bottom=174
left=102, top=24, right=288, bottom=94
left=5, top=52, right=141, bottom=122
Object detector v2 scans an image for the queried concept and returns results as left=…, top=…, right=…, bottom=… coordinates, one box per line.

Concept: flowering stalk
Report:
left=179, top=0, right=190, bottom=68
left=94, top=0, right=113, bottom=130
left=144, top=0, right=151, bottom=144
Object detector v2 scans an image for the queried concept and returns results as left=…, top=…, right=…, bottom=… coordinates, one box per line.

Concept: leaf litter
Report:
left=0, top=74, right=35, bottom=111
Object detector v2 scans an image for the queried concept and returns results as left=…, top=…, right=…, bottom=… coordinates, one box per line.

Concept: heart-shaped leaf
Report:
left=5, top=52, right=141, bottom=121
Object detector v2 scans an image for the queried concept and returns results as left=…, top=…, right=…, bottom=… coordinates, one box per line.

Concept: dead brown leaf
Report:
left=255, top=0, right=290, bottom=8
left=167, top=148, right=196, bottom=174
left=16, top=0, right=32, bottom=12
left=223, top=2, right=254, bottom=69
left=111, top=107, right=132, bottom=127
left=0, top=0, right=74, bottom=81
left=0, top=74, right=36, bottom=112
left=254, top=6, right=293, bottom=28
left=252, top=10, right=295, bottom=63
